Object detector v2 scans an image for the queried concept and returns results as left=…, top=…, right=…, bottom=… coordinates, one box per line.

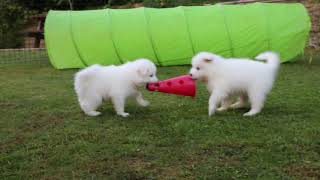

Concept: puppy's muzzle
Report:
left=189, top=73, right=197, bottom=80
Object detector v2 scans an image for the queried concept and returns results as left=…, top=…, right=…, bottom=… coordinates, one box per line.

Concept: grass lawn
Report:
left=1, top=54, right=320, bottom=179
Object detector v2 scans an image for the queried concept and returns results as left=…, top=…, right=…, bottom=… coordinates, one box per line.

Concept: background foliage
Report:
left=0, top=0, right=27, bottom=48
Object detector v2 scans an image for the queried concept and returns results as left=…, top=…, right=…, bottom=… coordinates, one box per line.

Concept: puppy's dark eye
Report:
left=196, top=67, right=200, bottom=70
left=149, top=74, right=153, bottom=77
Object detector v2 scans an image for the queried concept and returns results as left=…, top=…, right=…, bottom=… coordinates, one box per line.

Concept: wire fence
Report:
left=0, top=48, right=48, bottom=64
left=0, top=14, right=48, bottom=64
left=0, top=1, right=111, bottom=65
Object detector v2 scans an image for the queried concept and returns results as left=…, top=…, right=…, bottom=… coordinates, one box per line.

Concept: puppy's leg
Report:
left=217, top=96, right=233, bottom=112
left=230, top=95, right=248, bottom=109
left=244, top=91, right=265, bottom=116
left=135, top=92, right=149, bottom=107
left=80, top=96, right=102, bottom=116
left=112, top=96, right=129, bottom=117
left=209, top=89, right=227, bottom=116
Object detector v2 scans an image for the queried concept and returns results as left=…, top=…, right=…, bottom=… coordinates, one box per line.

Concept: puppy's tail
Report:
left=255, top=51, right=280, bottom=69
left=74, top=65, right=101, bottom=97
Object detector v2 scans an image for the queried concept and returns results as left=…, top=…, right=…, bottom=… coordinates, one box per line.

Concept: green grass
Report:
left=1, top=55, right=320, bottom=179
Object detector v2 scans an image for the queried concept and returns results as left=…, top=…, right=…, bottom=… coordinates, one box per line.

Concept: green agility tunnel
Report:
left=45, top=3, right=310, bottom=69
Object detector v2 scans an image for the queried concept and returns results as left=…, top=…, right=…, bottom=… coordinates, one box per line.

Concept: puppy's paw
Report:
left=243, top=111, right=258, bottom=116
left=230, top=102, right=246, bottom=109
left=217, top=107, right=228, bottom=112
left=139, top=100, right=150, bottom=107
left=85, top=111, right=101, bottom=116
left=118, top=112, right=130, bottom=117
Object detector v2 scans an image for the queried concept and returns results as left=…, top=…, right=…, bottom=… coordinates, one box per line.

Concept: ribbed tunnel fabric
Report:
left=45, top=3, right=310, bottom=69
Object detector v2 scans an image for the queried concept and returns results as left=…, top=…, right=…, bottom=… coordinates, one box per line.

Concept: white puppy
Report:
left=189, top=51, right=280, bottom=116
left=74, top=59, right=158, bottom=117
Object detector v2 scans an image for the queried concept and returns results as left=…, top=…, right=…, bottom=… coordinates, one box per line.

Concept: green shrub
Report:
left=0, top=0, right=26, bottom=48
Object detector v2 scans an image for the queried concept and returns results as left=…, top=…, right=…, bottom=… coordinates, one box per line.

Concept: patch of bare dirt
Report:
left=286, top=164, right=320, bottom=179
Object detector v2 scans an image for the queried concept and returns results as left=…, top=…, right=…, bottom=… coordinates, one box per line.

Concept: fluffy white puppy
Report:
left=189, top=51, right=280, bottom=116
left=74, top=59, right=158, bottom=117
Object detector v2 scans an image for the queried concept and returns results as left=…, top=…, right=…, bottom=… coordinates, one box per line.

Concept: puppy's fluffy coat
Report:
left=74, top=59, right=158, bottom=117
left=190, top=51, right=280, bottom=116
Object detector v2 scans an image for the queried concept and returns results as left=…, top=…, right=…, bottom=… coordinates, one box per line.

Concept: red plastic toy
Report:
left=146, top=75, right=196, bottom=97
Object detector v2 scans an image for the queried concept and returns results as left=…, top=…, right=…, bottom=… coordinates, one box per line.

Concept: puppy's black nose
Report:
left=189, top=73, right=193, bottom=77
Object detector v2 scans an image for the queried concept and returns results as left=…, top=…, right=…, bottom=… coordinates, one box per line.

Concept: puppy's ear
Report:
left=204, top=57, right=213, bottom=63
